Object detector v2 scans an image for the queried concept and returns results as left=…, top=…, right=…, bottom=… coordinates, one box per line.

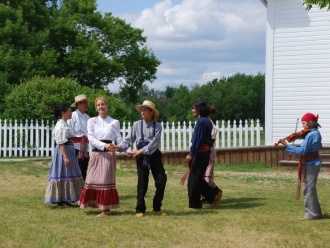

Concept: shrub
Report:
left=1, top=76, right=130, bottom=122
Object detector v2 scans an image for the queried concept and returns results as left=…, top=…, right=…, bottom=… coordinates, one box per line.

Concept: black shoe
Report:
left=63, top=201, right=73, bottom=207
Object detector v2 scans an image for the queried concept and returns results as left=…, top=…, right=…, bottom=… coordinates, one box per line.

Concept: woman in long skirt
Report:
left=79, top=97, right=123, bottom=217
left=45, top=103, right=84, bottom=207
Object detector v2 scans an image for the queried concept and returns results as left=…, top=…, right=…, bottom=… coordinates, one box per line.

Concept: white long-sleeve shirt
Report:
left=87, top=116, right=123, bottom=151
left=67, top=110, right=90, bottom=150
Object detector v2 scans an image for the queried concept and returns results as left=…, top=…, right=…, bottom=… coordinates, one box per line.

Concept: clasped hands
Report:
left=127, top=149, right=142, bottom=158
left=104, top=143, right=117, bottom=152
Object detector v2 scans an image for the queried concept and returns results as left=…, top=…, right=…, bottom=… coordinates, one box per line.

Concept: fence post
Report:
left=40, top=120, right=45, bottom=156
left=24, top=119, right=28, bottom=157
left=36, top=120, right=40, bottom=156
left=160, top=122, right=164, bottom=151
left=239, top=120, right=243, bottom=147
left=45, top=120, right=50, bottom=156
left=256, top=119, right=261, bottom=146
left=226, top=120, right=231, bottom=147
left=165, top=122, right=170, bottom=151
left=183, top=121, right=187, bottom=150
left=14, top=119, right=18, bottom=157
left=30, top=119, right=34, bottom=157
left=19, top=120, right=23, bottom=156
left=188, top=121, right=193, bottom=149
left=244, top=120, right=249, bottom=147
left=171, top=122, right=175, bottom=151
left=177, top=121, right=181, bottom=150
left=221, top=120, right=225, bottom=148
left=250, top=120, right=255, bottom=146
left=9, top=120, right=13, bottom=157
left=233, top=120, right=237, bottom=147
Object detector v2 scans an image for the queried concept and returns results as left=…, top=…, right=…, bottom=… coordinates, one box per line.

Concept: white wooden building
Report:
left=261, top=0, right=330, bottom=145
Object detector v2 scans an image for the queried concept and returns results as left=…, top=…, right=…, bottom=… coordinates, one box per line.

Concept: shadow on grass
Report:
left=167, top=209, right=216, bottom=216
left=119, top=194, right=136, bottom=201
left=45, top=197, right=266, bottom=217
left=219, top=197, right=266, bottom=209
left=321, top=213, right=330, bottom=220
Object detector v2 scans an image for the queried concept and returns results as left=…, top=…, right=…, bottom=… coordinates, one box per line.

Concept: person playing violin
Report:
left=278, top=113, right=322, bottom=220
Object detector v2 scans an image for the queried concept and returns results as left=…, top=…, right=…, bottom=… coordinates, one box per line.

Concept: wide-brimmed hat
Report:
left=135, top=100, right=159, bottom=117
left=71, top=94, right=88, bottom=107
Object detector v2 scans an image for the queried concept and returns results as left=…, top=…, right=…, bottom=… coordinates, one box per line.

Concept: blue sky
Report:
left=96, top=0, right=267, bottom=92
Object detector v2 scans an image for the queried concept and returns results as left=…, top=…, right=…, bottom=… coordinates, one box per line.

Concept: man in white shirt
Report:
left=68, top=94, right=90, bottom=180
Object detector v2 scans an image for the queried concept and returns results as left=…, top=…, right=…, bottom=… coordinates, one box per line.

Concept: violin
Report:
left=274, top=128, right=310, bottom=147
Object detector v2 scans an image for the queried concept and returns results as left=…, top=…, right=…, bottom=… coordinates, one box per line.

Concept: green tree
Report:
left=1, top=76, right=130, bottom=122
left=158, top=73, right=265, bottom=124
left=0, top=0, right=57, bottom=85
left=303, top=0, right=330, bottom=10
left=109, top=73, right=265, bottom=124
left=0, top=75, right=13, bottom=114
left=205, top=73, right=265, bottom=123
left=117, top=84, right=169, bottom=123
left=164, top=84, right=193, bottom=122
left=0, top=0, right=161, bottom=101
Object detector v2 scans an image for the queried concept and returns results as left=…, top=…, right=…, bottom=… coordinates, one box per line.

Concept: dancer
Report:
left=180, top=112, right=222, bottom=204
left=185, top=100, right=222, bottom=210
left=115, top=100, right=167, bottom=217
left=202, top=113, right=222, bottom=203
left=68, top=94, right=90, bottom=180
left=45, top=103, right=84, bottom=207
left=79, top=97, right=123, bottom=217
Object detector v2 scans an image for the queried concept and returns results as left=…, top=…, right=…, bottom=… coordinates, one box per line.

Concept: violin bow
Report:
left=292, top=118, right=299, bottom=146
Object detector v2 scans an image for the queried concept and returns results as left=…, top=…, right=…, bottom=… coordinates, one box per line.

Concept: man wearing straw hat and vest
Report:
left=68, top=94, right=90, bottom=181
left=114, top=100, right=167, bottom=218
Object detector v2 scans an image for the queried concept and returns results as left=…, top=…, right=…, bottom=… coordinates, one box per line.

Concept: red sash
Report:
left=296, top=151, right=319, bottom=200
left=71, top=136, right=89, bottom=160
left=197, top=143, right=210, bottom=153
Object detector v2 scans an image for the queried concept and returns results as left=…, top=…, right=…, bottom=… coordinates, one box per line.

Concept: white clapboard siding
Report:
left=0, top=119, right=263, bottom=157
left=264, top=0, right=330, bottom=145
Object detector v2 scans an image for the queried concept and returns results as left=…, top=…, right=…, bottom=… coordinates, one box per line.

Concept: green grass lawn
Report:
left=0, top=160, right=329, bottom=248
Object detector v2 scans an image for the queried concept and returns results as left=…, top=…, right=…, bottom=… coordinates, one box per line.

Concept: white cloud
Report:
left=110, top=0, right=266, bottom=91
left=199, top=71, right=222, bottom=85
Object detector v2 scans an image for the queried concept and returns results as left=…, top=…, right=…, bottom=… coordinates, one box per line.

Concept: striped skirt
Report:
left=79, top=151, right=119, bottom=210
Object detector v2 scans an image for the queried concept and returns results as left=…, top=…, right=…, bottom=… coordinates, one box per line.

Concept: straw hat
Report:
left=135, top=100, right=159, bottom=117
left=71, top=94, right=88, bottom=107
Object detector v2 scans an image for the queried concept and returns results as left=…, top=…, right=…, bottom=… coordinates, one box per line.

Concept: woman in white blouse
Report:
left=79, top=97, right=123, bottom=217
left=45, top=104, right=84, bottom=207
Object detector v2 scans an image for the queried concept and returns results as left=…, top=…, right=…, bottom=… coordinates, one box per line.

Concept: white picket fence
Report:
left=0, top=119, right=263, bottom=157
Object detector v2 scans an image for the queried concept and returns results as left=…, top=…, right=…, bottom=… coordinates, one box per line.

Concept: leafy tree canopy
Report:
left=0, top=0, right=161, bottom=102
left=0, top=75, right=13, bottom=113
left=120, top=73, right=265, bottom=124
left=303, top=0, right=330, bottom=10
left=1, top=73, right=265, bottom=125
left=1, top=76, right=130, bottom=122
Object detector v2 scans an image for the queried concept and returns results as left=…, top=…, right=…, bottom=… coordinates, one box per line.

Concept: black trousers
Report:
left=188, top=152, right=217, bottom=208
left=75, top=149, right=89, bottom=181
left=135, top=149, right=167, bottom=213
